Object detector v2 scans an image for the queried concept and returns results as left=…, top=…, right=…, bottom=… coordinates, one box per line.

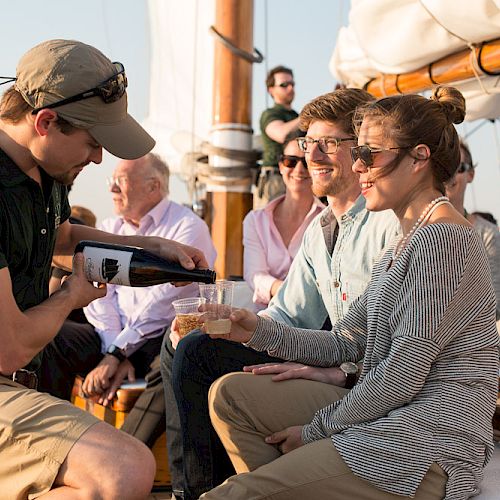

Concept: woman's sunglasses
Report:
left=350, top=144, right=412, bottom=167
left=279, top=155, right=307, bottom=169
left=456, top=161, right=473, bottom=174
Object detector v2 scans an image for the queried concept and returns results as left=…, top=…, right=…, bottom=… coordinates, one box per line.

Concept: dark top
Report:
left=0, top=149, right=71, bottom=371
left=259, top=104, right=298, bottom=167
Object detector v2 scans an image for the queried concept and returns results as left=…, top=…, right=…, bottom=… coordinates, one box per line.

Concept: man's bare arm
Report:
left=53, top=221, right=209, bottom=272
left=0, top=255, right=106, bottom=374
left=265, top=117, right=300, bottom=144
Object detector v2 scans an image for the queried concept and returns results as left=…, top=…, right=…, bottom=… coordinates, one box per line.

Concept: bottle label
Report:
left=82, top=246, right=132, bottom=285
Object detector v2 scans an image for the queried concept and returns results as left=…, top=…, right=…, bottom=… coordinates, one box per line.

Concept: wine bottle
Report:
left=74, top=240, right=216, bottom=286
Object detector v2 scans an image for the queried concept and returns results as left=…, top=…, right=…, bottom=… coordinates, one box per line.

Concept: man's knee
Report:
left=209, top=372, right=249, bottom=418
left=62, top=423, right=156, bottom=499
left=102, top=436, right=156, bottom=498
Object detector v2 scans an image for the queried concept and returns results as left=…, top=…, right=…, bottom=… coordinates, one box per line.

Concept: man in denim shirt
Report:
left=161, top=89, right=399, bottom=500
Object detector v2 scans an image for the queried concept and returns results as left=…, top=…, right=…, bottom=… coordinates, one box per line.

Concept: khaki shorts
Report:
left=0, top=375, right=99, bottom=499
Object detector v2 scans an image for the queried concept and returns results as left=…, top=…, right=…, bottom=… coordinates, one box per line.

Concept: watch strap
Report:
left=107, top=345, right=126, bottom=362
left=344, top=371, right=357, bottom=389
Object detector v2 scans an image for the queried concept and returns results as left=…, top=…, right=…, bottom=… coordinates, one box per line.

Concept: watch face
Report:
left=340, top=362, right=358, bottom=374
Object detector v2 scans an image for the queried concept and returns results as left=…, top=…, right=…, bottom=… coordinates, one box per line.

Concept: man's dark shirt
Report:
left=0, top=149, right=70, bottom=371
left=259, top=104, right=298, bottom=167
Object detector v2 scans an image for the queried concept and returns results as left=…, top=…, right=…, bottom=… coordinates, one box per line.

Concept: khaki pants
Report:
left=0, top=376, right=98, bottom=499
left=201, top=373, right=447, bottom=499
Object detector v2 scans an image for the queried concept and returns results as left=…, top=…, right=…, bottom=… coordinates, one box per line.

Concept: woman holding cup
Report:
left=201, top=87, right=499, bottom=499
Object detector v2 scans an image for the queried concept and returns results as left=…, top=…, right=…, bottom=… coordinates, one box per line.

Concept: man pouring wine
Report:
left=0, top=39, right=212, bottom=498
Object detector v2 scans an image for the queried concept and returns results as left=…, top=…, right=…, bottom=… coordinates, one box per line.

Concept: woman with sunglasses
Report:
left=200, top=86, right=499, bottom=500
left=445, top=139, right=500, bottom=320
left=243, top=131, right=324, bottom=310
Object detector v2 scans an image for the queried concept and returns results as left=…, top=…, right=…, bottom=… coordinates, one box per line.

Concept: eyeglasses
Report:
left=107, top=175, right=156, bottom=190
left=31, top=62, right=127, bottom=114
left=457, top=161, right=473, bottom=174
left=276, top=81, right=295, bottom=88
left=107, top=176, right=128, bottom=190
left=278, top=155, right=307, bottom=169
left=350, top=144, right=412, bottom=167
left=297, top=136, right=355, bottom=155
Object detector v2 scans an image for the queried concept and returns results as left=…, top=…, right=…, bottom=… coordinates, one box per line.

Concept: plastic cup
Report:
left=198, top=280, right=235, bottom=335
left=172, top=297, right=206, bottom=337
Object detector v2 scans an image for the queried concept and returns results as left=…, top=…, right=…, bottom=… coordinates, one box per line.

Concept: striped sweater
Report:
left=247, top=223, right=499, bottom=499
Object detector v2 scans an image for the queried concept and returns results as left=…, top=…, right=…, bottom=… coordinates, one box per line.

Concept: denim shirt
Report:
left=263, top=196, right=400, bottom=328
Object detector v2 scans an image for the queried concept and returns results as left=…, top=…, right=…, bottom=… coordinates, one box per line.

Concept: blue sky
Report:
left=1, top=0, right=498, bottom=224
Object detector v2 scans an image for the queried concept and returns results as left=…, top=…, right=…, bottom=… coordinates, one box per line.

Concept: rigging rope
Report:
left=493, top=120, right=500, bottom=177
left=188, top=0, right=201, bottom=205
left=419, top=0, right=500, bottom=96
left=209, top=26, right=263, bottom=64
left=264, top=0, right=269, bottom=109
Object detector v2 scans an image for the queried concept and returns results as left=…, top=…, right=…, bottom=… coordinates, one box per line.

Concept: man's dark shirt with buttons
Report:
left=0, top=148, right=70, bottom=371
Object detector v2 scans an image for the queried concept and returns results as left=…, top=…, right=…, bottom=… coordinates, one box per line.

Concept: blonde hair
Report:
left=353, top=86, right=466, bottom=193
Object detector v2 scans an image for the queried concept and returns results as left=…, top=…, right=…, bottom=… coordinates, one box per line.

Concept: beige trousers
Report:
left=0, top=376, right=98, bottom=499
left=201, top=373, right=447, bottom=500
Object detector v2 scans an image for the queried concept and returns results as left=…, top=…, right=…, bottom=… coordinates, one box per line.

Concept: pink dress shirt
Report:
left=84, top=198, right=217, bottom=356
left=243, top=195, right=324, bottom=310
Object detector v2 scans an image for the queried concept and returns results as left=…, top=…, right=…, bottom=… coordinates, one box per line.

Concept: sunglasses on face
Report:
left=456, top=161, right=473, bottom=174
left=350, top=144, right=411, bottom=167
left=297, top=136, right=355, bottom=155
left=276, top=81, right=295, bottom=88
left=279, top=155, right=307, bottom=169
left=31, top=62, right=127, bottom=114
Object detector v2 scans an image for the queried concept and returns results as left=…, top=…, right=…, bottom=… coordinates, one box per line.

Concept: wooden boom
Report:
left=365, top=37, right=500, bottom=97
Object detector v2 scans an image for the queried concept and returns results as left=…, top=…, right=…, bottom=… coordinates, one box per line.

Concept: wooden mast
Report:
left=206, top=0, right=254, bottom=279
left=365, top=37, right=500, bottom=97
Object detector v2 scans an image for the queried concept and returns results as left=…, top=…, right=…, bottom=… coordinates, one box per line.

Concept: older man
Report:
left=39, top=153, right=216, bottom=408
left=162, top=88, right=400, bottom=499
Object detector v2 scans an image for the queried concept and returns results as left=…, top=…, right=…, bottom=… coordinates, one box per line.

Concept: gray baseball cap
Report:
left=15, top=39, right=155, bottom=159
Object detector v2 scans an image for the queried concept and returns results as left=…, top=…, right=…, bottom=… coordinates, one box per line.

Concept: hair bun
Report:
left=430, top=86, right=466, bottom=125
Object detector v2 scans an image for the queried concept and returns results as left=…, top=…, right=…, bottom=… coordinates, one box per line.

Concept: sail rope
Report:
left=209, top=26, right=264, bottom=64
left=419, top=0, right=500, bottom=96
left=493, top=120, right=500, bottom=177
left=187, top=0, right=201, bottom=206
left=264, top=0, right=269, bottom=109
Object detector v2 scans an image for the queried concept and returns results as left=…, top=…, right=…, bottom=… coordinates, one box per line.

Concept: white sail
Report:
left=330, top=0, right=500, bottom=121
left=142, top=0, right=216, bottom=173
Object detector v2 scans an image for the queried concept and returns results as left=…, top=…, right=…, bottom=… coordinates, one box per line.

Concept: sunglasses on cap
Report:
left=276, top=81, right=295, bottom=88
left=350, top=144, right=412, bottom=167
left=279, top=154, right=307, bottom=169
left=456, top=161, right=473, bottom=174
left=31, top=62, right=127, bottom=114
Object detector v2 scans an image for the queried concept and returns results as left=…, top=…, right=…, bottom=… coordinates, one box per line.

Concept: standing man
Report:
left=161, top=88, right=400, bottom=499
left=0, top=39, right=208, bottom=498
left=39, top=153, right=217, bottom=411
left=256, top=65, right=301, bottom=208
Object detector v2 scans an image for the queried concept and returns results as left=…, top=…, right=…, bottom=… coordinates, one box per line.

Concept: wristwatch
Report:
left=107, top=344, right=127, bottom=362
left=340, top=362, right=358, bottom=389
